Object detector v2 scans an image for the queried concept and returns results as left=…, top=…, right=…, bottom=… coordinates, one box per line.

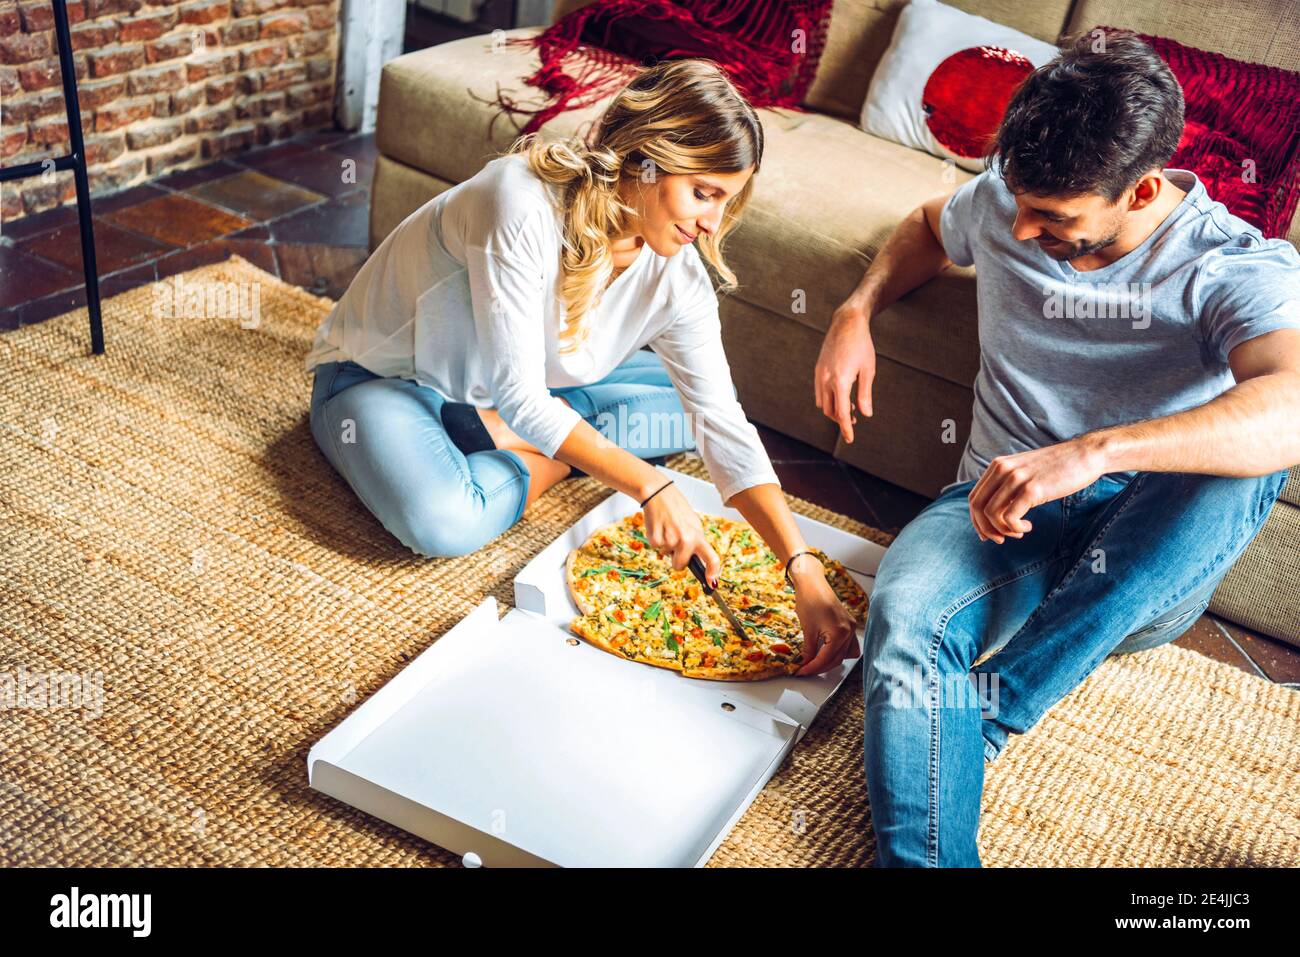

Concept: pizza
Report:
left=565, top=511, right=870, bottom=681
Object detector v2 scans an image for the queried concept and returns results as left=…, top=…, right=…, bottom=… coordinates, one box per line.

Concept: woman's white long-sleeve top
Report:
left=304, top=153, right=779, bottom=502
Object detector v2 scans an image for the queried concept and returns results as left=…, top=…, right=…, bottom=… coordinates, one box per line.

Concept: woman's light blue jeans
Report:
left=862, top=466, right=1289, bottom=867
left=308, top=348, right=698, bottom=557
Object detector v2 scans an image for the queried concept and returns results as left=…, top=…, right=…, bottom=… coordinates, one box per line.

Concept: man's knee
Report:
left=1109, top=590, right=1213, bottom=656
left=1132, top=469, right=1286, bottom=528
left=863, top=579, right=969, bottom=697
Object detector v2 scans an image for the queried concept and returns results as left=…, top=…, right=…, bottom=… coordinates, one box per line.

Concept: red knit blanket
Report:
left=490, top=0, right=835, bottom=135
left=1101, top=27, right=1300, bottom=239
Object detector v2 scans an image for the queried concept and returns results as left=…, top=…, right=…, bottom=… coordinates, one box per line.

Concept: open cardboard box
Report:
left=308, top=465, right=887, bottom=867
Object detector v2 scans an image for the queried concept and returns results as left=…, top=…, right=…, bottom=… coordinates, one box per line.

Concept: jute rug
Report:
left=2, top=255, right=1298, bottom=867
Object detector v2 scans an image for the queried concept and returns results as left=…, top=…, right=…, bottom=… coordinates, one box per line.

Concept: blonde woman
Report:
left=304, top=59, right=859, bottom=675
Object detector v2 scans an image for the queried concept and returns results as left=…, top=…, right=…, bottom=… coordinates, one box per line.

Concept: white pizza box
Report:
left=307, top=465, right=887, bottom=868
left=308, top=596, right=808, bottom=867
left=513, top=464, right=886, bottom=740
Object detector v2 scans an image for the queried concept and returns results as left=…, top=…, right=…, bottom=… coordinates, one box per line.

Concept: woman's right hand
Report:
left=641, top=483, right=723, bottom=586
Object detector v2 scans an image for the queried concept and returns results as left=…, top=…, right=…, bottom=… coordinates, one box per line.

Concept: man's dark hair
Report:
left=989, top=30, right=1185, bottom=201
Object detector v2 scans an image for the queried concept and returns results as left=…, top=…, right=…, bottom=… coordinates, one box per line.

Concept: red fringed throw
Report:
left=1099, top=26, right=1300, bottom=239
left=490, top=0, right=836, bottom=136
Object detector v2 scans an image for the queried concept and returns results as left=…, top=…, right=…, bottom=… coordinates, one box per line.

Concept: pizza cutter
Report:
left=688, top=554, right=750, bottom=644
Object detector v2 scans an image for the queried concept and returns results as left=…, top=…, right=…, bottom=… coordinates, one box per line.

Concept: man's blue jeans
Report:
left=862, top=467, right=1289, bottom=867
left=308, top=348, right=698, bottom=558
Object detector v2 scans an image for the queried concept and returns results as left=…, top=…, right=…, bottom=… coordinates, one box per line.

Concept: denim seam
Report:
left=976, top=476, right=1148, bottom=722
left=1025, top=472, right=1150, bottom=620
left=475, top=447, right=531, bottom=526
left=317, top=392, right=414, bottom=547
left=1126, top=596, right=1210, bottom=640
left=321, top=362, right=342, bottom=400
left=924, top=554, right=1058, bottom=867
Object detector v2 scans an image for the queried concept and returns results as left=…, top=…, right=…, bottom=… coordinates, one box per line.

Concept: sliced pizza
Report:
left=566, top=511, right=870, bottom=681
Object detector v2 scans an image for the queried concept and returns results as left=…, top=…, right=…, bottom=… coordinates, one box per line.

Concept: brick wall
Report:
left=0, top=0, right=339, bottom=223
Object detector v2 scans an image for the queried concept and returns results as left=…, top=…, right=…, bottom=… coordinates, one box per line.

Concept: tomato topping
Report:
left=673, top=606, right=686, bottom=620
left=631, top=512, right=644, bottom=527
left=770, top=643, right=793, bottom=656
left=690, top=627, right=704, bottom=640
left=746, top=651, right=766, bottom=662
left=599, top=536, right=611, bottom=546
left=606, top=570, right=619, bottom=580
left=630, top=540, right=643, bottom=550
left=613, top=609, right=626, bottom=622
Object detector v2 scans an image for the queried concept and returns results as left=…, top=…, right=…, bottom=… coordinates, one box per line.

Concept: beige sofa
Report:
left=369, top=0, right=1300, bottom=646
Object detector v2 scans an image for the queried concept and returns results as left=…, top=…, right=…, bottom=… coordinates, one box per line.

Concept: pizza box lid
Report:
left=512, top=464, right=885, bottom=738
left=307, top=595, right=805, bottom=867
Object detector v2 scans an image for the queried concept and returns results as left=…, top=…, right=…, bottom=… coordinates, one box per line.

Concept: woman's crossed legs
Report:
left=308, top=348, right=696, bottom=557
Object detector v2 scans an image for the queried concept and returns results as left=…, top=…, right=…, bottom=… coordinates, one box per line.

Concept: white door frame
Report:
left=337, top=0, right=409, bottom=134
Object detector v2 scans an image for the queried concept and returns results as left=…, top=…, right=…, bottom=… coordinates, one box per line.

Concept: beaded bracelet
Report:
left=639, top=479, right=674, bottom=509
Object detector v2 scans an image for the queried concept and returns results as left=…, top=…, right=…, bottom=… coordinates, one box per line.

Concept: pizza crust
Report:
left=680, top=662, right=798, bottom=682
left=565, top=547, right=597, bottom=616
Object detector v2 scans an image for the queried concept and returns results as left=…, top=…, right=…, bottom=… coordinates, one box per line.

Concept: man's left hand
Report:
left=968, top=438, right=1108, bottom=543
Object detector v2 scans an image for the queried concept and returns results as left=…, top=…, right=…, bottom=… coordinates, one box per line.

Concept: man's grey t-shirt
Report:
left=938, top=166, right=1300, bottom=493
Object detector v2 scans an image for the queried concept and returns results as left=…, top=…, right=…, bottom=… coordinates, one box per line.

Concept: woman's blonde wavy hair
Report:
left=508, top=58, right=764, bottom=354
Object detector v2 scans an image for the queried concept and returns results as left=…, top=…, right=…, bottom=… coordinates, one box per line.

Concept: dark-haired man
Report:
left=815, top=32, right=1300, bottom=867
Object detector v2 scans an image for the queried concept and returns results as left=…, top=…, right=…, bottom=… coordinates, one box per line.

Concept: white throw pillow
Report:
left=860, top=0, right=1060, bottom=172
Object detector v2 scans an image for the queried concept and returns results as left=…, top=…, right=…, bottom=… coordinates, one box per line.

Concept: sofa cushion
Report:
left=552, top=0, right=1076, bottom=123
left=376, top=27, right=609, bottom=186
left=804, top=0, right=1073, bottom=120
left=859, top=0, right=1059, bottom=173
left=369, top=153, right=456, bottom=251
left=1284, top=467, right=1300, bottom=508
left=1066, top=0, right=1300, bottom=72
left=1209, top=498, right=1300, bottom=648
left=723, top=109, right=982, bottom=387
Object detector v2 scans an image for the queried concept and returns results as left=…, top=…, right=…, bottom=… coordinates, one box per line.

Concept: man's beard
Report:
left=1036, top=224, right=1122, bottom=261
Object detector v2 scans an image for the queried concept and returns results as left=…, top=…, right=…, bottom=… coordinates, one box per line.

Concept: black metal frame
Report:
left=1, top=0, right=103, bottom=353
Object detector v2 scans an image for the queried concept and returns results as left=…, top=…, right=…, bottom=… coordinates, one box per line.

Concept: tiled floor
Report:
left=0, top=127, right=374, bottom=327
left=2, top=125, right=1297, bottom=688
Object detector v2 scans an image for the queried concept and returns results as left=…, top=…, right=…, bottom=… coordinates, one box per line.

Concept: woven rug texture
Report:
left=1, top=255, right=1297, bottom=867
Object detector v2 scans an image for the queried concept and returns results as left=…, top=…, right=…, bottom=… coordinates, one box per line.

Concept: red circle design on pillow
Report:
left=923, top=46, right=1034, bottom=159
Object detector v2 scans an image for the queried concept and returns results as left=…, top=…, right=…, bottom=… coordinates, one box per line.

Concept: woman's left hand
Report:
left=791, top=561, right=861, bottom=676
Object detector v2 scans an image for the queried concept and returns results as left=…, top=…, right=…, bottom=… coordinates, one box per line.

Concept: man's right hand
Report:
left=814, top=300, right=877, bottom=444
